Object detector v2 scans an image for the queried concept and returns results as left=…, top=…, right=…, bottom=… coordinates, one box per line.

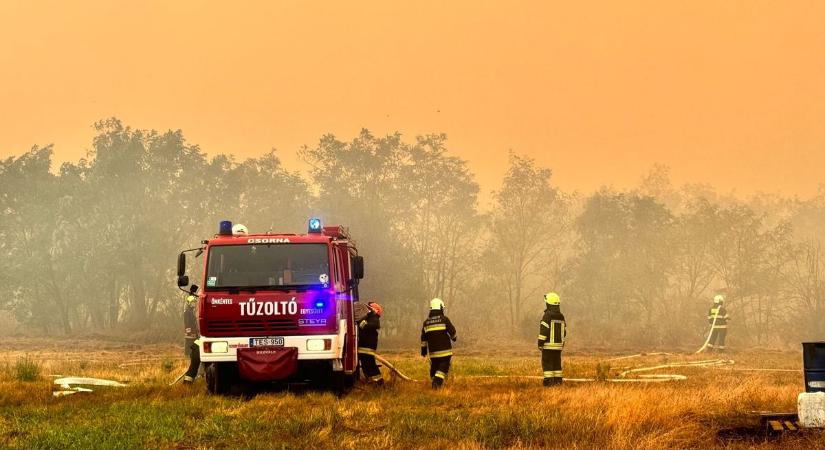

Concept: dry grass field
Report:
left=0, top=337, right=822, bottom=449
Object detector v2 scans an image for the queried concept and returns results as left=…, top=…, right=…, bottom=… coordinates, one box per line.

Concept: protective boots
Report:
left=543, top=377, right=563, bottom=387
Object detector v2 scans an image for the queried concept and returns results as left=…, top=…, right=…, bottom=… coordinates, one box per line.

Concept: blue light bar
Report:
left=219, top=220, right=233, bottom=235
left=315, top=300, right=325, bottom=309
left=308, top=218, right=322, bottom=233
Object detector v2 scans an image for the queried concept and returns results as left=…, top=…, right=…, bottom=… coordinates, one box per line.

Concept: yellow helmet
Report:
left=544, top=292, right=560, bottom=305
left=713, top=294, right=724, bottom=304
left=430, top=298, right=445, bottom=310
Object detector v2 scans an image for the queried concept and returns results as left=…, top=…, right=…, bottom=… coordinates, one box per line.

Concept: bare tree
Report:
left=487, top=153, right=566, bottom=331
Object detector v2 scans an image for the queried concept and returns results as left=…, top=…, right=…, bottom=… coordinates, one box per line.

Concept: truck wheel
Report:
left=205, top=362, right=234, bottom=395
left=332, top=371, right=356, bottom=397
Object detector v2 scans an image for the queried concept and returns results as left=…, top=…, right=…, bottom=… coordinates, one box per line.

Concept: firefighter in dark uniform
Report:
left=420, top=298, right=457, bottom=389
left=183, top=285, right=201, bottom=383
left=357, top=302, right=384, bottom=385
left=707, top=294, right=729, bottom=352
left=538, top=292, right=566, bottom=386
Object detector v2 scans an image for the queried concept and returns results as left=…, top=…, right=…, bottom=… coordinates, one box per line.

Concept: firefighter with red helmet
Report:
left=357, top=301, right=384, bottom=385
left=421, top=298, right=457, bottom=389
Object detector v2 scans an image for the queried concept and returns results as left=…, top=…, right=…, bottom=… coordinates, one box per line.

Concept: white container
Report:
left=798, top=392, right=825, bottom=428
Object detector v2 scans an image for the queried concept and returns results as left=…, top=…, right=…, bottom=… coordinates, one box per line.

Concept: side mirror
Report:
left=352, top=256, right=364, bottom=280
left=177, top=275, right=189, bottom=287
left=189, top=285, right=199, bottom=294
left=177, top=253, right=186, bottom=277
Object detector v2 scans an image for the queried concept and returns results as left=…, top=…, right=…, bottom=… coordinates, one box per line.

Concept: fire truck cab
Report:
left=176, top=219, right=363, bottom=394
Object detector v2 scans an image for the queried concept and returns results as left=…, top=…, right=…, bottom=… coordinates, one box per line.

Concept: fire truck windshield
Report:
left=205, top=243, right=330, bottom=290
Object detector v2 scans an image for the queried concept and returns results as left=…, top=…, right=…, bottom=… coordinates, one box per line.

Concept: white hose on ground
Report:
left=169, top=372, right=185, bottom=386
left=53, top=377, right=127, bottom=397
left=375, top=354, right=420, bottom=382
left=617, top=358, right=734, bottom=378
left=711, top=367, right=800, bottom=373
left=375, top=352, right=743, bottom=384
left=466, top=374, right=688, bottom=382
left=54, top=377, right=127, bottom=388
left=161, top=352, right=796, bottom=388
left=466, top=357, right=732, bottom=383
left=373, top=354, right=794, bottom=385
left=695, top=308, right=720, bottom=354
left=165, top=354, right=698, bottom=387
left=604, top=352, right=675, bottom=362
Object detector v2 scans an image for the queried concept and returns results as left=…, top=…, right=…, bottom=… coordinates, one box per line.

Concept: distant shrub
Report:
left=15, top=355, right=41, bottom=382
left=161, top=359, right=174, bottom=373
left=595, top=362, right=611, bottom=381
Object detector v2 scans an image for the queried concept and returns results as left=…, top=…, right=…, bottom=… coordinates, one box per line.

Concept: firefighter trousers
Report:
left=429, top=356, right=452, bottom=387
left=358, top=351, right=384, bottom=383
left=708, top=328, right=727, bottom=351
left=185, top=342, right=201, bottom=379
left=541, top=349, right=562, bottom=386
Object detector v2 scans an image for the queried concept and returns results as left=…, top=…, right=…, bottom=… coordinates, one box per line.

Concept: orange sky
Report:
left=1, top=1, right=824, bottom=197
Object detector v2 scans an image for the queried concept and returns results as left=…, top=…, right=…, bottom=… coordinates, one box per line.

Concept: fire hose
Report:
left=695, top=308, right=720, bottom=354
left=166, top=346, right=794, bottom=387
left=466, top=357, right=735, bottom=383
left=373, top=353, right=736, bottom=384
left=375, top=354, right=419, bottom=382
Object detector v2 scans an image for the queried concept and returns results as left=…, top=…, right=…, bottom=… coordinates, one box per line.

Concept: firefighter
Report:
left=420, top=298, right=457, bottom=389
left=183, top=285, right=201, bottom=383
left=357, top=301, right=384, bottom=385
left=707, top=294, right=729, bottom=352
left=538, top=292, right=566, bottom=386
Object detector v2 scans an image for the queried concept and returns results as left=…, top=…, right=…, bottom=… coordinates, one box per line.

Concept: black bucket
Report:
left=802, top=342, right=825, bottom=393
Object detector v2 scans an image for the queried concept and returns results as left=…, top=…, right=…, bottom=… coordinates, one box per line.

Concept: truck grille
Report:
left=206, top=319, right=299, bottom=336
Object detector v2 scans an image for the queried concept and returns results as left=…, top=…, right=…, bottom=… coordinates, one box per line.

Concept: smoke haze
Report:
left=1, top=1, right=825, bottom=196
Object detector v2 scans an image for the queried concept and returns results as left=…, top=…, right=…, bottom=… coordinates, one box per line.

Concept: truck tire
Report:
left=332, top=371, right=356, bottom=397
left=205, top=362, right=235, bottom=395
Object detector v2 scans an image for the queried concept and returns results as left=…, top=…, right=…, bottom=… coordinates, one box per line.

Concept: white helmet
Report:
left=713, top=294, right=724, bottom=304
left=430, top=298, right=445, bottom=310
left=232, top=224, right=248, bottom=235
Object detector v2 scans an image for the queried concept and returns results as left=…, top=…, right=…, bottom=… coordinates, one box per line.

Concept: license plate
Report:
left=250, top=337, right=284, bottom=347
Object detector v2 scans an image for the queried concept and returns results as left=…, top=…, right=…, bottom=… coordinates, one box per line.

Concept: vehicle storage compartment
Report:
left=237, top=347, right=298, bottom=381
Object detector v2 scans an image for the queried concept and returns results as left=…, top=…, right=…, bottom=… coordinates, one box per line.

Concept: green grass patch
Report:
left=0, top=352, right=818, bottom=450
left=14, top=355, right=40, bottom=382
left=456, top=361, right=508, bottom=376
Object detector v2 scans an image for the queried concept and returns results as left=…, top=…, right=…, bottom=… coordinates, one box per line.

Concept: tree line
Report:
left=1, top=118, right=823, bottom=349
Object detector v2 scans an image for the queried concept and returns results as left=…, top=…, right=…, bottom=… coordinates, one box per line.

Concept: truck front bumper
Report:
left=198, top=321, right=346, bottom=363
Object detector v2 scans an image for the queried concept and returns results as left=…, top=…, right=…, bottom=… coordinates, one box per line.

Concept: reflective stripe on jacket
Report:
left=421, top=310, right=457, bottom=358
left=538, top=305, right=566, bottom=350
left=708, top=305, right=729, bottom=327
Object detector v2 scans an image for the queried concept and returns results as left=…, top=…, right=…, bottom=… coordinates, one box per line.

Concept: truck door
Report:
left=335, top=245, right=357, bottom=374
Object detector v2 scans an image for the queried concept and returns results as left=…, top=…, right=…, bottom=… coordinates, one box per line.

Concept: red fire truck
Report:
left=176, top=219, right=364, bottom=394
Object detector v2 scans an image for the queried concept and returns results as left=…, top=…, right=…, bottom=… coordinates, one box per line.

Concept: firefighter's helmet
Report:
left=430, top=298, right=445, bottom=310
left=186, top=295, right=197, bottom=305
left=232, top=223, right=248, bottom=235
left=544, top=292, right=561, bottom=305
left=368, top=302, right=383, bottom=317
left=714, top=294, right=724, bottom=304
